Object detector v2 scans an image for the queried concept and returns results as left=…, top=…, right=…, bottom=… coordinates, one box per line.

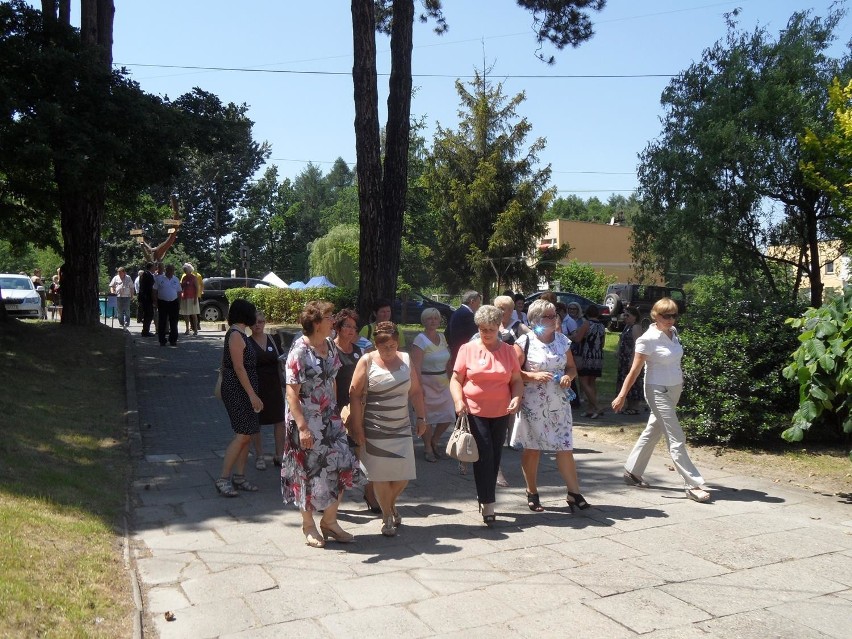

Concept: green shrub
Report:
left=225, top=287, right=357, bottom=324
left=552, top=260, right=616, bottom=302
left=782, top=287, right=852, bottom=456
left=677, top=275, right=803, bottom=445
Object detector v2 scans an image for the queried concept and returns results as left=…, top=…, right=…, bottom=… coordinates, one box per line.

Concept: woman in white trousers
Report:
left=612, top=298, right=711, bottom=503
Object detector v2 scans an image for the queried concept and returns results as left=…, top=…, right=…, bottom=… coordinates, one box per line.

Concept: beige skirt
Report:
left=180, top=298, right=200, bottom=315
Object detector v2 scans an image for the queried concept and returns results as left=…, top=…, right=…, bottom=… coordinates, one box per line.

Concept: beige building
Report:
left=537, top=219, right=652, bottom=283
left=768, top=240, right=849, bottom=302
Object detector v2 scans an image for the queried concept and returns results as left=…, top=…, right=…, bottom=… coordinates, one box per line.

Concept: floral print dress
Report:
left=281, top=336, right=364, bottom=511
left=510, top=332, right=574, bottom=451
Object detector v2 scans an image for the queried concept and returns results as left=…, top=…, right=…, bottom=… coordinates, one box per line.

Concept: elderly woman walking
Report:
left=282, top=301, right=364, bottom=547
left=450, top=305, right=523, bottom=526
left=512, top=300, right=589, bottom=512
left=613, top=298, right=711, bottom=503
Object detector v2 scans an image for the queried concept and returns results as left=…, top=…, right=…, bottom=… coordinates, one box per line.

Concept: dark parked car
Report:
left=524, top=291, right=611, bottom=327
left=199, top=277, right=278, bottom=322
left=603, top=283, right=687, bottom=331
left=393, top=292, right=454, bottom=325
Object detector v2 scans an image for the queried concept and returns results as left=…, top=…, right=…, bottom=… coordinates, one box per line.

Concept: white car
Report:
left=1, top=274, right=42, bottom=318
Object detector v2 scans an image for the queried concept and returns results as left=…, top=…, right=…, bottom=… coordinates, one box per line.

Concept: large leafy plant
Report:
left=782, top=287, right=852, bottom=458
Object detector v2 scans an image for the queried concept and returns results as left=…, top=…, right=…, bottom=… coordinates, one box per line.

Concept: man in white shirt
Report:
left=109, top=266, right=135, bottom=328
left=153, top=264, right=182, bottom=346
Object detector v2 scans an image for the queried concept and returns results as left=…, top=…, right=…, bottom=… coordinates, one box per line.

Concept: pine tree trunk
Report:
left=351, top=0, right=384, bottom=323
left=58, top=182, right=104, bottom=325
left=351, top=0, right=415, bottom=324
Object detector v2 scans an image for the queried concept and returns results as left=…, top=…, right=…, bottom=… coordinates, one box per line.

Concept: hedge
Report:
left=224, top=287, right=357, bottom=324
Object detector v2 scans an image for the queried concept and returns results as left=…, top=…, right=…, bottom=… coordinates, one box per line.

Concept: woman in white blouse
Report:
left=612, top=298, right=710, bottom=503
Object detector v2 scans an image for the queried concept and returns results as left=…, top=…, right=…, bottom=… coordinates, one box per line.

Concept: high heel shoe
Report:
left=392, top=508, right=402, bottom=527
left=381, top=515, right=397, bottom=537
left=526, top=491, right=544, bottom=512
left=320, top=522, right=355, bottom=543
left=302, top=526, right=326, bottom=548
left=479, top=502, right=496, bottom=527
left=363, top=496, right=382, bottom=514
left=566, top=491, right=590, bottom=512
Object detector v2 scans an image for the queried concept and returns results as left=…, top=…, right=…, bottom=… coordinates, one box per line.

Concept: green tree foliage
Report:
left=678, top=274, right=803, bottom=445
left=423, top=70, right=555, bottom=296
left=229, top=166, right=299, bottom=280
left=552, top=260, right=615, bottom=302
left=153, top=88, right=270, bottom=276
left=782, top=288, right=852, bottom=457
left=308, top=224, right=360, bottom=289
left=351, top=0, right=605, bottom=322
left=0, top=1, right=182, bottom=323
left=800, top=77, right=852, bottom=244
left=547, top=193, right=640, bottom=224
left=633, top=8, right=851, bottom=307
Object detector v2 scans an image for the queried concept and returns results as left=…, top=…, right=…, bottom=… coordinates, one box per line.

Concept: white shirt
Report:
left=635, top=324, right=683, bottom=386
left=153, top=274, right=181, bottom=302
left=109, top=274, right=134, bottom=297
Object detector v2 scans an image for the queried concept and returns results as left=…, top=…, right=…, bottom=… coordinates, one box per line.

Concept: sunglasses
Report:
left=660, top=313, right=678, bottom=320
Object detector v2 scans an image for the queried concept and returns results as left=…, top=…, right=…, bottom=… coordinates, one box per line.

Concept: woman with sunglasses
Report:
left=612, top=298, right=711, bottom=503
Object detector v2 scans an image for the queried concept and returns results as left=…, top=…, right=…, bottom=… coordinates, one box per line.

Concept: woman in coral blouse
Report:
left=450, top=305, right=523, bottom=527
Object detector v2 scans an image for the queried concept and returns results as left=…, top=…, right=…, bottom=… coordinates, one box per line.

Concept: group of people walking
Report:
left=129, top=262, right=203, bottom=346
left=214, top=292, right=712, bottom=548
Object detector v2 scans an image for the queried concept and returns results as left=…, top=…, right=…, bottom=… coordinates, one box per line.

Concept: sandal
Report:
left=686, top=487, right=711, bottom=503
left=458, top=462, right=468, bottom=475
left=255, top=457, right=267, bottom=471
left=424, top=451, right=437, bottom=463
left=623, top=470, right=650, bottom=488
left=215, top=477, right=238, bottom=497
left=566, top=491, right=590, bottom=512
left=431, top=446, right=445, bottom=460
left=526, top=491, right=544, bottom=512
left=231, top=474, right=258, bottom=492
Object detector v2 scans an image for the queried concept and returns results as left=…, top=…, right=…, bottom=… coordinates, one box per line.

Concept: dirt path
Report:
left=574, top=422, right=852, bottom=499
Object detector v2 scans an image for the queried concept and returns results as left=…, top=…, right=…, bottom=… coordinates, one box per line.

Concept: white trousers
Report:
left=624, top=383, right=705, bottom=488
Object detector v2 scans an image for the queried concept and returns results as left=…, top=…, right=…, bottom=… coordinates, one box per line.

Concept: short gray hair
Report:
left=527, top=299, right=554, bottom=327
left=493, top=295, right=514, bottom=312
left=474, top=304, right=502, bottom=328
left=461, top=290, right=481, bottom=306
left=420, top=307, right=440, bottom=325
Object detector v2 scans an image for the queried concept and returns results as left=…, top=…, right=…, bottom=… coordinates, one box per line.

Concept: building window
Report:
left=825, top=260, right=834, bottom=274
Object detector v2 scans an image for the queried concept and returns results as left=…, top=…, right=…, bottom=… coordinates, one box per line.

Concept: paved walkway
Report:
left=125, top=322, right=852, bottom=639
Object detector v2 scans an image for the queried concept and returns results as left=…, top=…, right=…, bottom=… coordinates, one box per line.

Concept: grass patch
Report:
left=0, top=320, right=132, bottom=638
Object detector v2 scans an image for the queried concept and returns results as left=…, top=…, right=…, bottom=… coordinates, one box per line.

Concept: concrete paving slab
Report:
left=222, top=618, right=332, bottom=639
left=586, top=588, right=712, bottom=633
left=243, top=582, right=349, bottom=626
left=151, top=597, right=256, bottom=639
left=331, top=571, right=434, bottom=610
left=626, top=548, right=730, bottom=582
left=484, top=572, right=598, bottom=613
left=141, top=528, right=227, bottom=556
left=482, top=543, right=581, bottom=573
left=409, top=588, right=524, bottom=633
left=561, top=557, right=666, bottom=597
left=321, top=605, right=433, bottom=638
left=697, top=608, right=834, bottom=639
left=769, top=594, right=852, bottom=639
left=409, top=556, right=525, bottom=596
left=181, top=565, right=277, bottom=605
left=504, top=601, right=635, bottom=639
left=659, top=558, right=847, bottom=617
left=145, top=586, right=191, bottom=614
left=135, top=553, right=202, bottom=586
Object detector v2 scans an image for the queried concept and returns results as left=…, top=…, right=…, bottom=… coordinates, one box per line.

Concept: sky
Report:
left=68, top=1, right=851, bottom=201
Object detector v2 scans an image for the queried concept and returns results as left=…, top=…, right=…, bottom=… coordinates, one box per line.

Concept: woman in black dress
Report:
left=248, top=311, right=286, bottom=470
left=615, top=307, right=644, bottom=414
left=333, top=308, right=381, bottom=513
left=215, top=299, right=264, bottom=497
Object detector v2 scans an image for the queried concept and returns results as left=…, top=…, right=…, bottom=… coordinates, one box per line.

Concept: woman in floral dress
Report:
left=615, top=308, right=644, bottom=414
left=282, top=300, right=363, bottom=548
left=511, top=299, right=589, bottom=513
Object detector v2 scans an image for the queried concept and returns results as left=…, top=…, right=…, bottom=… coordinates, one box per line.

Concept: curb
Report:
left=122, top=330, right=145, bottom=639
